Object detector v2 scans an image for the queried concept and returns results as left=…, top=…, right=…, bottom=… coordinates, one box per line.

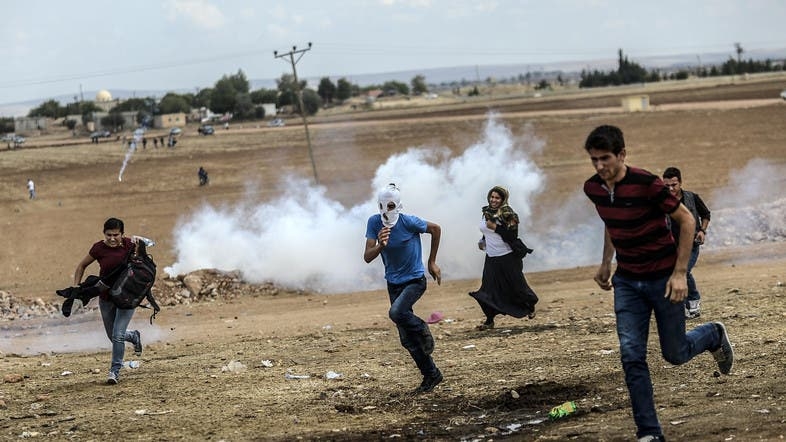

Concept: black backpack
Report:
left=109, top=241, right=161, bottom=322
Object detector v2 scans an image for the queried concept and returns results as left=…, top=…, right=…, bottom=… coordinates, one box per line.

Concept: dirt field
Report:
left=1, top=75, right=786, bottom=441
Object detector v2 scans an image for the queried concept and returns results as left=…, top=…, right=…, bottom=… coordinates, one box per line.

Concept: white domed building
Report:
left=94, top=89, right=118, bottom=111
left=96, top=89, right=113, bottom=102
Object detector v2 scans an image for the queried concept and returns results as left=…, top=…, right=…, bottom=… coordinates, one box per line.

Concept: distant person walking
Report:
left=364, top=183, right=443, bottom=394
left=198, top=167, right=209, bottom=186
left=662, top=167, right=711, bottom=319
left=469, top=186, right=537, bottom=330
left=27, top=178, right=36, bottom=199
left=582, top=125, right=733, bottom=442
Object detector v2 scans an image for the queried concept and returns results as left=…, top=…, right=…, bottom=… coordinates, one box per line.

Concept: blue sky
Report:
left=2, top=0, right=785, bottom=106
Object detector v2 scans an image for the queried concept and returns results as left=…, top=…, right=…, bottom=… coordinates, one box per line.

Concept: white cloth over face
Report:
left=378, top=183, right=403, bottom=228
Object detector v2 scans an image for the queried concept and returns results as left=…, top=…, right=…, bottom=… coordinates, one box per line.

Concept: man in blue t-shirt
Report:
left=364, top=183, right=443, bottom=394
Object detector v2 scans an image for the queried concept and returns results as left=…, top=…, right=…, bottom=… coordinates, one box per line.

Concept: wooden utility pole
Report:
left=274, top=42, right=318, bottom=185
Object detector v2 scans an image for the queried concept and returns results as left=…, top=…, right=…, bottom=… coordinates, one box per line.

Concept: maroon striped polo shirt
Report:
left=584, top=166, right=681, bottom=280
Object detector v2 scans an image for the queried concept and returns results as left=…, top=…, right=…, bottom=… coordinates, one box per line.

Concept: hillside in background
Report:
left=3, top=47, right=785, bottom=117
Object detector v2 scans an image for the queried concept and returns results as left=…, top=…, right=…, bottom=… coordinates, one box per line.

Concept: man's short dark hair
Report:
left=584, top=125, right=625, bottom=155
left=662, top=167, right=682, bottom=182
left=104, top=217, right=124, bottom=233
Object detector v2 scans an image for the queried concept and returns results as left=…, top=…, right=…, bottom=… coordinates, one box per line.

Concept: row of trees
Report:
left=580, top=47, right=784, bottom=88
left=0, top=117, right=14, bottom=133
left=26, top=43, right=780, bottom=125
left=27, top=70, right=434, bottom=125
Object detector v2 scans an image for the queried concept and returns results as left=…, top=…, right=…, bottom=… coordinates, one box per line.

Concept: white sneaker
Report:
left=712, top=322, right=734, bottom=375
left=106, top=371, right=119, bottom=385
left=685, top=300, right=701, bottom=319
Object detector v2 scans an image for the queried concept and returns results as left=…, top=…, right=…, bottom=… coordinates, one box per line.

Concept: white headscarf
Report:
left=378, top=183, right=403, bottom=228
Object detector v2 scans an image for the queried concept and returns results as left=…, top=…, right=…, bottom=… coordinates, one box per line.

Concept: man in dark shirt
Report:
left=583, top=125, right=733, bottom=442
left=662, top=167, right=711, bottom=319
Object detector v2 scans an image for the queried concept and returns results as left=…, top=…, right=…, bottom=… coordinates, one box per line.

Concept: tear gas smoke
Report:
left=118, top=129, right=144, bottom=182
left=165, top=116, right=603, bottom=293
left=705, top=159, right=786, bottom=249
left=0, top=313, right=164, bottom=356
left=164, top=118, right=786, bottom=294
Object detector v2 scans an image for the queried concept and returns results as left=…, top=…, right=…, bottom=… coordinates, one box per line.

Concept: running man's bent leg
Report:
left=388, top=277, right=437, bottom=376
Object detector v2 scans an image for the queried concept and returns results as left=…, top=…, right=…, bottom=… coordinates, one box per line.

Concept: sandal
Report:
left=476, top=321, right=494, bottom=330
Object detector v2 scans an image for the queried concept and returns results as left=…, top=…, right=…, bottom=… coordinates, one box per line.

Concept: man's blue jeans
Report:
left=612, top=273, right=721, bottom=438
left=387, top=276, right=438, bottom=377
left=686, top=245, right=701, bottom=303
left=99, top=298, right=138, bottom=375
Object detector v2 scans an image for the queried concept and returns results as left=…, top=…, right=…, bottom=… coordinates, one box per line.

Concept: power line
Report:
left=274, top=42, right=318, bottom=186
left=0, top=48, right=275, bottom=89
left=3, top=40, right=785, bottom=90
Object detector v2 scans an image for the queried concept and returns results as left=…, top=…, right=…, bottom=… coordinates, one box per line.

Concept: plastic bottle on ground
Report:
left=548, top=401, right=577, bottom=420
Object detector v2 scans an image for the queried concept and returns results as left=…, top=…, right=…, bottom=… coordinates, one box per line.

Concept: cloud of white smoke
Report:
left=101, top=122, right=786, bottom=296
left=164, top=115, right=606, bottom=293
left=705, top=159, right=786, bottom=249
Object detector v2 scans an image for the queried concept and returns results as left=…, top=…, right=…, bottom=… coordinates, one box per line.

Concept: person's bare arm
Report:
left=665, top=204, right=696, bottom=302
left=593, top=228, right=615, bottom=291
left=425, top=221, right=442, bottom=285
left=363, top=227, right=390, bottom=263
left=73, top=254, right=96, bottom=286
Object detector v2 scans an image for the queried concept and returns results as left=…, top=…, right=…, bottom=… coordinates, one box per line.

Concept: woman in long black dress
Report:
left=469, top=186, right=538, bottom=330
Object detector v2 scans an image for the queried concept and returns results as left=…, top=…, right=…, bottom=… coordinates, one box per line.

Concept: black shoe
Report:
left=476, top=321, right=494, bottom=331
left=56, top=287, right=74, bottom=298
left=61, top=297, right=75, bottom=317
left=132, top=330, right=143, bottom=356
left=414, top=370, right=443, bottom=394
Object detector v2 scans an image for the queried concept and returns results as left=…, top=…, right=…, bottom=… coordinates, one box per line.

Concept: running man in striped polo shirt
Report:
left=582, top=125, right=733, bottom=442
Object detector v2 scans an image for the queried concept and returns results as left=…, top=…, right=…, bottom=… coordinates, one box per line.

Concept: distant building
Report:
left=88, top=111, right=137, bottom=131
left=94, top=89, right=120, bottom=112
left=366, top=89, right=384, bottom=99
left=14, top=116, right=48, bottom=134
left=261, top=103, right=276, bottom=117
left=154, top=113, right=186, bottom=129
left=621, top=95, right=650, bottom=112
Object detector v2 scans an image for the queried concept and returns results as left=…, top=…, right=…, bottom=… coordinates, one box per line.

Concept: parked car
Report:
left=197, top=125, right=214, bottom=135
left=89, top=130, right=111, bottom=139
left=169, top=127, right=183, bottom=136
left=12, top=135, right=25, bottom=145
left=1, top=133, right=14, bottom=142
left=268, top=118, right=285, bottom=127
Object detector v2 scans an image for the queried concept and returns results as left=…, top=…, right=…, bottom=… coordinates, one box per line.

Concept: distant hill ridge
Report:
left=3, top=47, right=785, bottom=117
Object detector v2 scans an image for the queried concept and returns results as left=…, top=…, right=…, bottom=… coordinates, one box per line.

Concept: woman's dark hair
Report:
left=584, top=125, right=625, bottom=155
left=103, top=217, right=124, bottom=233
left=487, top=186, right=509, bottom=204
